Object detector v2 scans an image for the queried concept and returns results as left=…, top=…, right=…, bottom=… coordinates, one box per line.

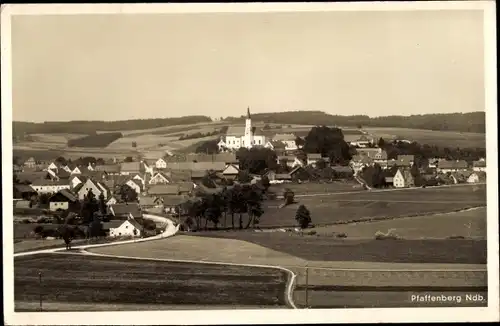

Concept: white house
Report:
left=472, top=159, right=486, bottom=172
left=218, top=107, right=266, bottom=150
left=222, top=164, right=240, bottom=180
left=272, top=134, right=298, bottom=151
left=109, top=219, right=143, bottom=238
left=71, top=166, right=82, bottom=175
left=106, top=196, right=118, bottom=206
left=74, top=178, right=108, bottom=200
left=69, top=175, right=84, bottom=189
left=47, top=162, right=59, bottom=171
left=30, top=179, right=71, bottom=194
left=126, top=179, right=143, bottom=195
left=149, top=172, right=170, bottom=185
left=392, top=169, right=414, bottom=188
left=155, top=158, right=167, bottom=169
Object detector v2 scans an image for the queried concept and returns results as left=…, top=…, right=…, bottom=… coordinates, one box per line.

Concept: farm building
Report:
left=472, top=159, right=486, bottom=172
left=73, top=178, right=110, bottom=200
left=48, top=189, right=79, bottom=212
left=271, top=133, right=299, bottom=151
left=109, top=219, right=143, bottom=237
left=222, top=164, right=240, bottom=180
left=13, top=184, right=38, bottom=200
left=218, top=107, right=267, bottom=150
left=30, top=179, right=71, bottom=194
left=437, top=160, right=469, bottom=173
left=109, top=203, right=142, bottom=220
left=149, top=172, right=171, bottom=185
left=392, top=169, right=415, bottom=188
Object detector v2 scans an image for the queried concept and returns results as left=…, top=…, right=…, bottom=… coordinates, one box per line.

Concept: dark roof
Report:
left=49, top=189, right=78, bottom=202
left=94, top=164, right=121, bottom=173
left=472, top=160, right=486, bottom=168
left=273, top=133, right=296, bottom=141
left=14, top=184, right=37, bottom=193
left=331, top=166, right=353, bottom=173
left=31, top=178, right=69, bottom=186
left=307, top=153, right=322, bottom=159
left=148, top=184, right=183, bottom=196
left=110, top=203, right=142, bottom=218
left=158, top=195, right=190, bottom=207
left=139, top=196, right=156, bottom=207
left=120, top=162, right=143, bottom=172
left=438, top=160, right=469, bottom=169
left=16, top=171, right=49, bottom=183
left=102, top=220, right=124, bottom=229
left=275, top=174, right=292, bottom=180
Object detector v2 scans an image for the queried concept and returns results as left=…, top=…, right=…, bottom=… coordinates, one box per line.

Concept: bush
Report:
left=33, top=225, right=44, bottom=234
left=375, top=228, right=402, bottom=240
left=305, top=230, right=317, bottom=236
left=447, top=235, right=466, bottom=240
left=336, top=232, right=347, bottom=238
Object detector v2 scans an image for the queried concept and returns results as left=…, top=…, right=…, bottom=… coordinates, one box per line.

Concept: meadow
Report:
left=15, top=253, right=289, bottom=311
left=365, top=127, right=486, bottom=148
left=272, top=181, right=364, bottom=196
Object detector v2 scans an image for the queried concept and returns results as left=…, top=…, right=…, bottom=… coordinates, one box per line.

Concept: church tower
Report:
left=244, top=106, right=253, bottom=148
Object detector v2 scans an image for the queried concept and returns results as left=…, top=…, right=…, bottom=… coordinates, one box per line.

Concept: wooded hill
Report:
left=224, top=111, right=486, bottom=133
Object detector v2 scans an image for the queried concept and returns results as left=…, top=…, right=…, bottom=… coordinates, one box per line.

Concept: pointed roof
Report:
left=247, top=106, right=251, bottom=119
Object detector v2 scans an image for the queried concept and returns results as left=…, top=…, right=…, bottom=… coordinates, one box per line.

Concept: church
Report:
left=218, top=107, right=267, bottom=151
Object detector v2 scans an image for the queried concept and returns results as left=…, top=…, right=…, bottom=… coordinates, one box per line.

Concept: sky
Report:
left=10, top=10, right=485, bottom=122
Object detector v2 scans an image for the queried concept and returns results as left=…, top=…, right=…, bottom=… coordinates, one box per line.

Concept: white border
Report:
left=2, top=2, right=498, bottom=325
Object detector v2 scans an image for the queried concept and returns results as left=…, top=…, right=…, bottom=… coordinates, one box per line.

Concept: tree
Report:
left=124, top=156, right=134, bottom=162
left=303, top=126, right=351, bottom=165
left=315, top=158, right=328, bottom=169
left=55, top=156, right=67, bottom=166
left=295, top=205, right=312, bottom=229
left=98, top=193, right=107, bottom=215
left=295, top=136, right=305, bottom=147
left=119, top=184, right=138, bottom=203
left=80, top=189, right=99, bottom=225
left=236, top=148, right=278, bottom=174
left=132, top=141, right=137, bottom=148
left=238, top=170, right=252, bottom=183
left=260, top=175, right=271, bottom=192
left=377, top=137, right=386, bottom=148
left=283, top=188, right=295, bottom=205
left=195, top=139, right=219, bottom=154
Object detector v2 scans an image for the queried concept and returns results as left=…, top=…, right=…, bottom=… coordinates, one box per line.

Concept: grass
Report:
left=258, top=184, right=486, bottom=228
left=15, top=253, right=288, bottom=311
left=312, top=207, right=486, bottom=239
left=271, top=181, right=364, bottom=195
left=192, top=232, right=487, bottom=264
left=365, top=127, right=485, bottom=148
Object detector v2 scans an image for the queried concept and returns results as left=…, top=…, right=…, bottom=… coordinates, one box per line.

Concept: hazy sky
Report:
left=11, top=10, right=485, bottom=122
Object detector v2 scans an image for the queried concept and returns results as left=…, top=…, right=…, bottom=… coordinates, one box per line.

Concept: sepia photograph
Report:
left=2, top=2, right=498, bottom=325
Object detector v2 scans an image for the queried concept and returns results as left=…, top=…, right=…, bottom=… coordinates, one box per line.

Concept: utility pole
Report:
left=38, top=271, right=43, bottom=312
left=305, top=264, right=309, bottom=309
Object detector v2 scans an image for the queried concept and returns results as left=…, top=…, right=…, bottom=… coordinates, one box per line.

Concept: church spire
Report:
left=247, top=106, right=251, bottom=119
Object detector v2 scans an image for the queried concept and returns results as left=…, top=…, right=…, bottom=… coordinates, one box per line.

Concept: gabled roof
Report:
left=157, top=195, right=190, bottom=207
left=148, top=184, right=183, bottom=196
left=307, top=153, right=322, bottom=160
left=139, top=196, right=156, bottom=207
left=126, top=219, right=144, bottom=230
left=222, top=164, right=240, bottom=175
left=50, top=189, right=78, bottom=202
left=273, top=133, right=296, bottom=141
left=94, top=164, right=121, bottom=173
left=14, top=184, right=37, bottom=193
left=120, top=162, right=142, bottom=172
left=150, top=172, right=170, bottom=182
left=31, top=178, right=69, bottom=186
left=110, top=203, right=142, bottom=218
left=16, top=171, right=49, bottom=183
left=331, top=166, right=353, bottom=173
left=438, top=160, right=469, bottom=169
left=226, top=126, right=246, bottom=136
left=277, top=155, right=296, bottom=162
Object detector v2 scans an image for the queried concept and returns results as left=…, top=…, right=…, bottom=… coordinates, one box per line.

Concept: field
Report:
left=271, top=181, right=364, bottom=195
left=364, top=127, right=485, bottom=148
left=13, top=120, right=486, bottom=161
left=256, top=184, right=486, bottom=228
left=312, top=207, right=486, bottom=239
left=15, top=253, right=289, bottom=311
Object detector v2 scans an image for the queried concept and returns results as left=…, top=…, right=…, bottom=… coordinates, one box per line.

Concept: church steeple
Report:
left=247, top=106, right=251, bottom=119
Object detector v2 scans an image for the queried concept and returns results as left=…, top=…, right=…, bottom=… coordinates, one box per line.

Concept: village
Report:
left=13, top=122, right=487, bottom=241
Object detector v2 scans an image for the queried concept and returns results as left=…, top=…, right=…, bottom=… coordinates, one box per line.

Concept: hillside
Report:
left=12, top=115, right=212, bottom=138
left=224, top=111, right=485, bottom=133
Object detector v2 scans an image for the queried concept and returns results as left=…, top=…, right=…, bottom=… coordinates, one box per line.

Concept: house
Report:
left=155, top=158, right=167, bottom=169
left=47, top=162, right=59, bottom=171
left=109, top=203, right=142, bottom=220
left=350, top=135, right=373, bottom=147
left=73, top=178, right=109, bottom=200
left=373, top=150, right=388, bottom=162
left=289, top=166, right=310, bottom=181
left=125, top=179, right=143, bottom=195
left=222, top=164, right=240, bottom=180
left=30, top=179, right=71, bottom=194
left=156, top=195, right=190, bottom=214
left=331, top=166, right=354, bottom=178
left=71, top=166, right=83, bottom=175
left=393, top=169, right=414, bottom=188
left=437, top=160, right=469, bottom=173
left=277, top=155, right=304, bottom=168
left=149, top=172, right=171, bottom=185
left=106, top=196, right=118, bottom=206
left=139, top=195, right=159, bottom=210
left=350, top=155, right=374, bottom=173
left=48, top=189, right=79, bottom=212
left=109, top=219, right=143, bottom=237
left=396, top=155, right=415, bottom=168
left=264, top=140, right=287, bottom=151
left=61, top=164, right=73, bottom=173
left=24, top=157, right=36, bottom=169
left=472, top=159, right=486, bottom=172
left=13, top=184, right=38, bottom=200
left=467, top=171, right=486, bottom=183
left=272, top=133, right=298, bottom=151
left=69, top=175, right=86, bottom=189
left=120, top=162, right=144, bottom=175
left=147, top=183, right=194, bottom=197
left=94, top=164, right=121, bottom=175
left=306, top=153, right=322, bottom=166
left=13, top=164, right=24, bottom=173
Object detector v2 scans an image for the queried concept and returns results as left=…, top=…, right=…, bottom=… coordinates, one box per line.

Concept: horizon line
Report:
left=12, top=110, right=485, bottom=124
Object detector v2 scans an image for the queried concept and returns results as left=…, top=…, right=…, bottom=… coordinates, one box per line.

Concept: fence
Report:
left=290, top=265, right=487, bottom=309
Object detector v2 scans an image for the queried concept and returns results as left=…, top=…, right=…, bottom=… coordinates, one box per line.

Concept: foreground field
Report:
left=259, top=184, right=486, bottom=228
left=313, top=207, right=486, bottom=239
left=15, top=253, right=288, bottom=311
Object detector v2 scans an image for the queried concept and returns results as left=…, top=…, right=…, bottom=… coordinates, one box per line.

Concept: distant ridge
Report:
left=223, top=111, right=485, bottom=134
left=12, top=111, right=485, bottom=135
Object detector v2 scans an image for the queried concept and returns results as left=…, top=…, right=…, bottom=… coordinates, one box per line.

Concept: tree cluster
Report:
left=303, top=126, right=352, bottom=165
